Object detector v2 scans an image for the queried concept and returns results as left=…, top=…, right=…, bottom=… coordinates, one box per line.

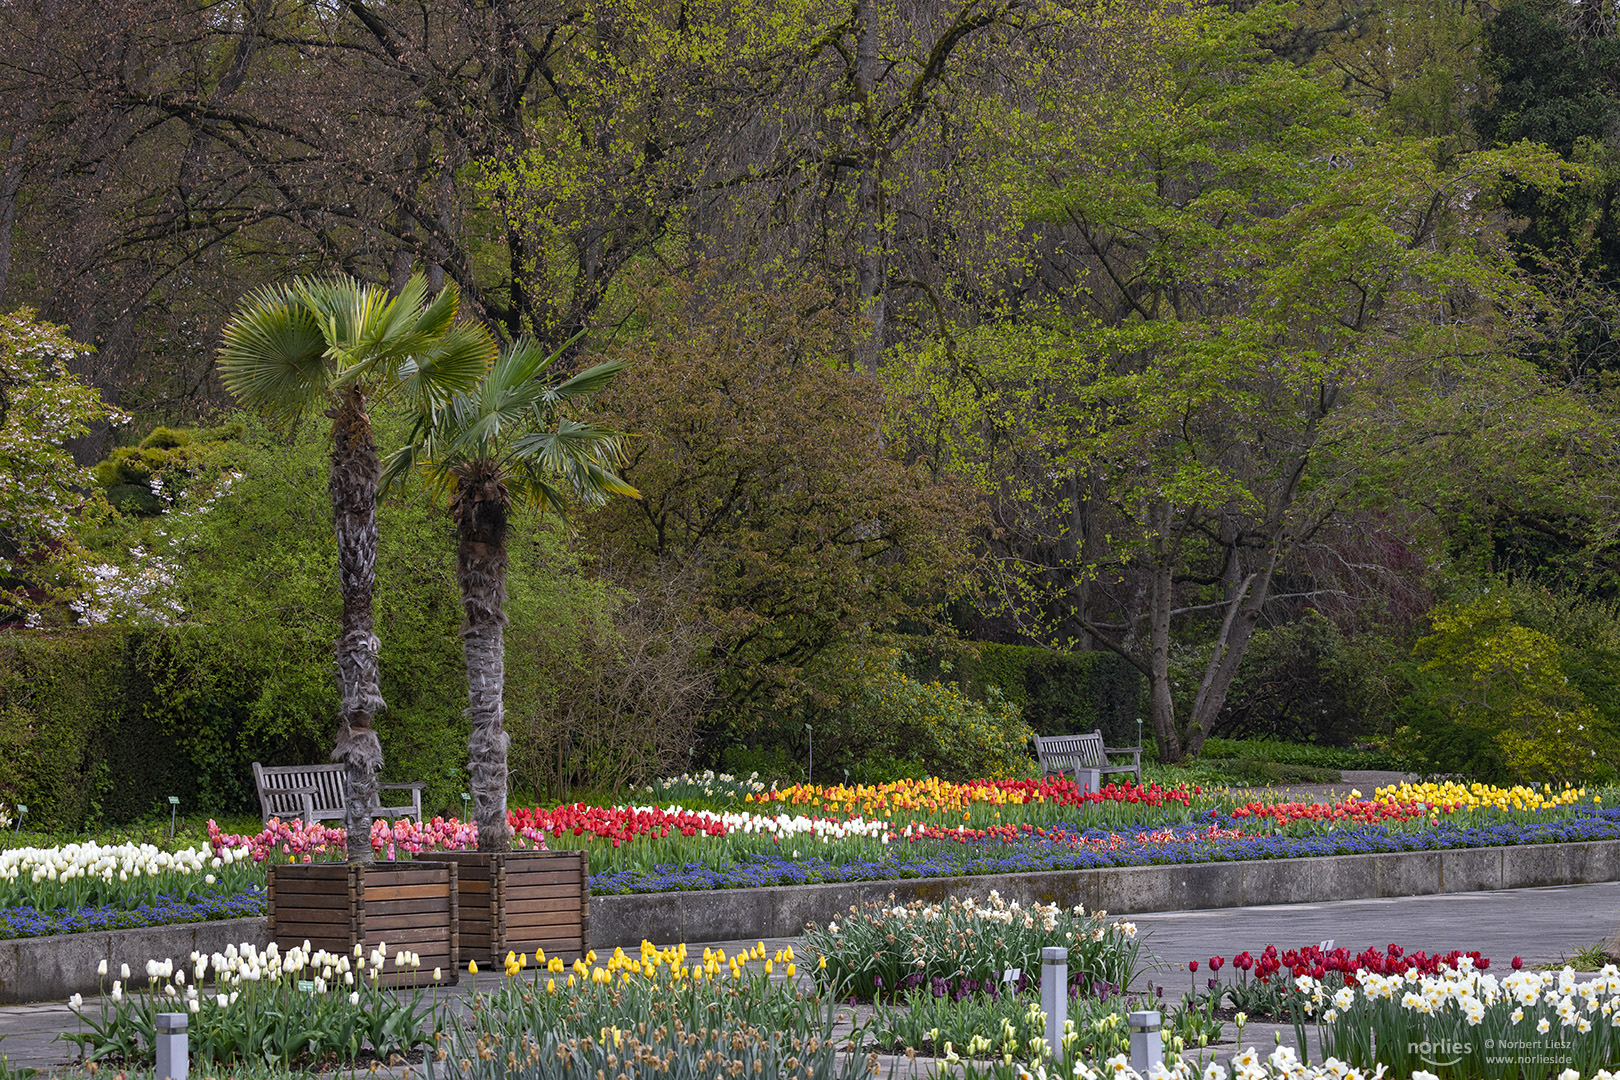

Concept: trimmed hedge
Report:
left=0, top=627, right=332, bottom=828
left=902, top=640, right=1144, bottom=747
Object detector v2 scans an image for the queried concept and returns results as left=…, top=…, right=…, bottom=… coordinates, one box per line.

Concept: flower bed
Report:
left=5, top=779, right=1616, bottom=938
left=58, top=923, right=1620, bottom=1080
left=586, top=811, right=1620, bottom=894
left=0, top=888, right=265, bottom=938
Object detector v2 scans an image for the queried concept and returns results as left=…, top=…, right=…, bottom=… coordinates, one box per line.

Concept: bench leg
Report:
left=1075, top=767, right=1101, bottom=796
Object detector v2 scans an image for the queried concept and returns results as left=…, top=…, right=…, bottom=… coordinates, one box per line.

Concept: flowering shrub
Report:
left=0, top=310, right=129, bottom=623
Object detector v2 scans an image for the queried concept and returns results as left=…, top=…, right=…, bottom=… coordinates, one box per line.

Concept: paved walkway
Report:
left=4, top=882, right=1617, bottom=1075
left=1129, top=880, right=1620, bottom=977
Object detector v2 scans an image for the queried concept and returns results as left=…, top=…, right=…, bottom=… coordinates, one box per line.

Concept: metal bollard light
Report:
left=1128, top=1010, right=1162, bottom=1075
left=155, top=1012, right=188, bottom=1080
left=1040, top=947, right=1068, bottom=1060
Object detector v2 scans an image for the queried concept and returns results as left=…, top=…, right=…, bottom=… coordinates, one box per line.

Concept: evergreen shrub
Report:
left=902, top=639, right=1144, bottom=746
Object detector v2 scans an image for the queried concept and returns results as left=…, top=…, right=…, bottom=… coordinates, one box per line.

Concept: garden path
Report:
left=3, top=880, right=1615, bottom=1075
left=1230, top=769, right=1419, bottom=804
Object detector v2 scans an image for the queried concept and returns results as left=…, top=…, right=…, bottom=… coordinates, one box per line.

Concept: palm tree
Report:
left=386, top=337, right=637, bottom=852
left=219, top=273, right=495, bottom=862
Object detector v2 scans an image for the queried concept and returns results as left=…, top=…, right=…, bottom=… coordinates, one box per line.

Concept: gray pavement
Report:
left=4, top=883, right=1618, bottom=1075
left=1128, top=879, right=1620, bottom=982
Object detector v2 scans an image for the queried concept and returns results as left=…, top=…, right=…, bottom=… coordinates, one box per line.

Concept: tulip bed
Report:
left=3, top=777, right=1617, bottom=938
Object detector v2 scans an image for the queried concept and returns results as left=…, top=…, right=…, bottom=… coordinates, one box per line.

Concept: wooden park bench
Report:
left=1033, top=730, right=1143, bottom=793
left=252, top=762, right=427, bottom=826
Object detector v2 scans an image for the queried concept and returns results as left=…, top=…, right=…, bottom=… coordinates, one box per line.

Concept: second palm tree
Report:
left=388, top=337, right=637, bottom=852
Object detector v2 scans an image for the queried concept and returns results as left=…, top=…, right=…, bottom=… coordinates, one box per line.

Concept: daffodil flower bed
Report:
left=65, top=942, right=445, bottom=1070
left=64, top=937, right=859, bottom=1078
left=804, top=892, right=1143, bottom=1003
left=434, top=948, right=876, bottom=1080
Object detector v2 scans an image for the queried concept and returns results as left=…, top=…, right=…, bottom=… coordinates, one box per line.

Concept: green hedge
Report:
left=1197, top=736, right=1404, bottom=771
left=902, top=640, right=1144, bottom=747
left=0, top=625, right=460, bottom=828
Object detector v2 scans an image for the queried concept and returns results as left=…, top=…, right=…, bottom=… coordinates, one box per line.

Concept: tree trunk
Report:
left=454, top=461, right=512, bottom=853
left=1148, top=547, right=1183, bottom=763
left=1185, top=551, right=1279, bottom=758
left=328, top=387, right=386, bottom=863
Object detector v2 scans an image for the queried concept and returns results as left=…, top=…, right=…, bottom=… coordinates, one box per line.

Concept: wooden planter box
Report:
left=266, top=861, right=459, bottom=987
left=434, top=850, right=589, bottom=963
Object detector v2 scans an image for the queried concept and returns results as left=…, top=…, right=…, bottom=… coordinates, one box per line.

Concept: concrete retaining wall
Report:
left=585, top=840, right=1620, bottom=948
left=0, top=918, right=268, bottom=1005
left=6, top=840, right=1618, bottom=1003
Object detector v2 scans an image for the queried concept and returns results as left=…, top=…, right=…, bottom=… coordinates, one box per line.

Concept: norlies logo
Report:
left=1411, top=1038, right=1470, bottom=1067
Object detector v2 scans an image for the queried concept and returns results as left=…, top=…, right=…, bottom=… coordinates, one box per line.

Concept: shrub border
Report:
left=4, top=840, right=1617, bottom=1003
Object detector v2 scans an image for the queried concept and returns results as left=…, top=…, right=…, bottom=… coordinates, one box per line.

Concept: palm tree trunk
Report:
left=329, top=386, right=386, bottom=863
left=454, top=462, right=511, bottom=853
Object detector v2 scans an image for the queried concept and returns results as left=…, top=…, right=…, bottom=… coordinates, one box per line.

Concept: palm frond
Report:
left=291, top=275, right=386, bottom=364
left=397, top=323, right=497, bottom=410
left=379, top=444, right=419, bottom=498
left=217, top=286, right=329, bottom=418
left=384, top=280, right=460, bottom=360
left=548, top=357, right=628, bottom=401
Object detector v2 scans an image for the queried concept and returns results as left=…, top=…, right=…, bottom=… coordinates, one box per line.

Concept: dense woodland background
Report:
left=4, top=0, right=1620, bottom=825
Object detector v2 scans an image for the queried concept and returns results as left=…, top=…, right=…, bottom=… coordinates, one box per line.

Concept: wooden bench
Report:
left=1033, top=731, right=1142, bottom=792
left=252, top=762, right=427, bottom=826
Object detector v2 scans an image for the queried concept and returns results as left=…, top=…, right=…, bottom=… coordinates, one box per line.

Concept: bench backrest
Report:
left=253, top=762, right=346, bottom=821
left=1033, top=731, right=1106, bottom=773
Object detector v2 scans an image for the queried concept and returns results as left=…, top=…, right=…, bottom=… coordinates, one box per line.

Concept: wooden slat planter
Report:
left=266, top=861, right=459, bottom=987
left=434, top=850, right=588, bottom=963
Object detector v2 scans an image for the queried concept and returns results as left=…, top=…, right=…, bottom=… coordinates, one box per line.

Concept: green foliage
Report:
left=831, top=650, right=1035, bottom=783
left=1412, top=581, right=1620, bottom=781
left=904, top=641, right=1144, bottom=746
left=1389, top=697, right=1511, bottom=783
left=4, top=413, right=625, bottom=826
left=92, top=423, right=243, bottom=517
left=1475, top=2, right=1620, bottom=292
left=1213, top=613, right=1385, bottom=747
left=588, top=283, right=976, bottom=736
left=1221, top=759, right=1342, bottom=786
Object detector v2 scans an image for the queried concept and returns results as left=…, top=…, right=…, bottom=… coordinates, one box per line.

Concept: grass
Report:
left=1539, top=942, right=1620, bottom=971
